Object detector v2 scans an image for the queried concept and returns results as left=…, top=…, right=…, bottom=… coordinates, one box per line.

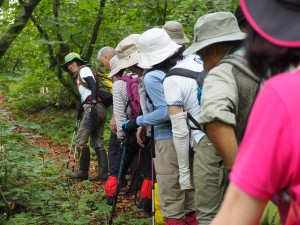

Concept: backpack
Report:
left=119, top=75, right=141, bottom=120
left=164, top=67, right=209, bottom=130
left=78, top=65, right=113, bottom=108
left=217, top=53, right=262, bottom=141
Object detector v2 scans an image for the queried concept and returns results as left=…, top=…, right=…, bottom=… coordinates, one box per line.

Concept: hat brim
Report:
left=108, top=66, right=121, bottom=78
left=183, top=31, right=246, bottom=55
left=138, top=41, right=181, bottom=68
left=172, top=34, right=190, bottom=45
left=60, top=58, right=87, bottom=71
left=240, top=0, right=300, bottom=47
left=114, top=51, right=139, bottom=73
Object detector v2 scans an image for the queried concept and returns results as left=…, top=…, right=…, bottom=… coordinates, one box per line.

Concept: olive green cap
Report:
left=61, top=52, right=87, bottom=71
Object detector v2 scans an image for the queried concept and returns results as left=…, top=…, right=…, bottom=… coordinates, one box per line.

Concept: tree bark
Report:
left=0, top=0, right=42, bottom=58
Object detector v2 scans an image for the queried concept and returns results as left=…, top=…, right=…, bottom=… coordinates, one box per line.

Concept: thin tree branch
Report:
left=84, top=0, right=106, bottom=61
left=30, top=15, right=57, bottom=69
left=0, top=0, right=42, bottom=58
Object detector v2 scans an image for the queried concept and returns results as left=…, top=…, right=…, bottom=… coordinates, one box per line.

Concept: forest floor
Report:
left=0, top=92, right=152, bottom=224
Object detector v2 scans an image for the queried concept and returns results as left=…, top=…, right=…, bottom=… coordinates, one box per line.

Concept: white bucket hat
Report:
left=184, top=12, right=246, bottom=55
left=108, top=55, right=120, bottom=78
left=138, top=28, right=181, bottom=68
left=114, top=34, right=140, bottom=72
left=162, top=21, right=190, bottom=45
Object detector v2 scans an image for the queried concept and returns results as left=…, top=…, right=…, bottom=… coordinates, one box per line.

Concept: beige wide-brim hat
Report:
left=108, top=55, right=120, bottom=78
left=184, top=12, right=246, bottom=55
left=163, top=21, right=190, bottom=45
left=113, top=34, right=140, bottom=73
left=138, top=28, right=182, bottom=69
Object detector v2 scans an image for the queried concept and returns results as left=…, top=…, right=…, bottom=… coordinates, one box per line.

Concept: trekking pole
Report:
left=151, top=159, right=155, bottom=225
left=66, top=126, right=77, bottom=174
left=150, top=125, right=155, bottom=225
left=134, top=147, right=142, bottom=205
left=72, top=120, right=81, bottom=171
left=109, top=136, right=127, bottom=225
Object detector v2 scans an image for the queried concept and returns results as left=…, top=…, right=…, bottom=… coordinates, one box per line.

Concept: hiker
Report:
left=162, top=20, right=190, bottom=45
left=211, top=0, right=300, bottom=224
left=162, top=19, right=206, bottom=193
left=94, top=46, right=121, bottom=183
left=163, top=49, right=206, bottom=192
left=104, top=35, right=152, bottom=217
left=123, top=28, right=197, bottom=224
left=97, top=46, right=138, bottom=188
left=97, top=46, right=116, bottom=73
left=61, top=52, right=108, bottom=181
left=182, top=12, right=251, bottom=224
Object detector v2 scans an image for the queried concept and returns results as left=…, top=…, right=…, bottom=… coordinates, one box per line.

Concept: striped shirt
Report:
left=112, top=77, right=131, bottom=140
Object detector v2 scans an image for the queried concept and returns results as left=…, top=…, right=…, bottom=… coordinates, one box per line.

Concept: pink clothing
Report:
left=230, top=70, right=300, bottom=221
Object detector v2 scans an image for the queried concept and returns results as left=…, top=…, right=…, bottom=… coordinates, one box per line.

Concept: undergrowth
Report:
left=0, top=108, right=151, bottom=224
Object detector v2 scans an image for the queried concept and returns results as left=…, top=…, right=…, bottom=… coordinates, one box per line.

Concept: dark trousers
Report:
left=108, top=131, right=142, bottom=189
left=108, top=131, right=120, bottom=176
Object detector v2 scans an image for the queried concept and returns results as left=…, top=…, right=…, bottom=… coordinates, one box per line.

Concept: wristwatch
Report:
left=91, top=100, right=97, bottom=105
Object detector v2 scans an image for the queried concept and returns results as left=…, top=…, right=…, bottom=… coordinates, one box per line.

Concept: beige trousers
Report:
left=193, top=135, right=229, bottom=225
left=154, top=138, right=195, bottom=219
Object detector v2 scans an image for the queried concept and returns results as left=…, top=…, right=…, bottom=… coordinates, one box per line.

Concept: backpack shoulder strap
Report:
left=77, top=65, right=90, bottom=89
left=165, top=68, right=208, bottom=87
left=218, top=54, right=260, bottom=83
left=165, top=67, right=208, bottom=131
left=187, top=112, right=202, bottom=131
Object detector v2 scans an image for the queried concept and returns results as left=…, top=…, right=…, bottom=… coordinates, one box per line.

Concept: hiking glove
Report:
left=90, top=105, right=98, bottom=121
left=122, top=119, right=138, bottom=133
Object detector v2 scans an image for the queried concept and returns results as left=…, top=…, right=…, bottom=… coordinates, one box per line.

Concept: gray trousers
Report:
left=76, top=103, right=107, bottom=150
left=193, top=135, right=229, bottom=225
left=154, top=138, right=195, bottom=219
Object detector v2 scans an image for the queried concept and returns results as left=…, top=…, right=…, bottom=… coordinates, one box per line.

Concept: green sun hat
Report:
left=61, top=52, right=87, bottom=71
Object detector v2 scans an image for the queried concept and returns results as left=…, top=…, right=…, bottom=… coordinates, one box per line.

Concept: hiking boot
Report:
left=89, top=148, right=108, bottom=182
left=102, top=195, right=114, bottom=206
left=67, top=148, right=90, bottom=180
left=137, top=198, right=145, bottom=209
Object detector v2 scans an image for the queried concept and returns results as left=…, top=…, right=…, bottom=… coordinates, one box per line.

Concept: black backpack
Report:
left=78, top=65, right=113, bottom=108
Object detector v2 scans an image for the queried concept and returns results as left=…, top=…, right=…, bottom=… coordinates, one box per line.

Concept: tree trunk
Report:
left=0, top=0, right=42, bottom=58
left=84, top=0, right=106, bottom=61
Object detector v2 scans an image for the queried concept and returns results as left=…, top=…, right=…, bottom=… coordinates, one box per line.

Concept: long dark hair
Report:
left=245, top=26, right=300, bottom=78
left=152, top=46, right=185, bottom=72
